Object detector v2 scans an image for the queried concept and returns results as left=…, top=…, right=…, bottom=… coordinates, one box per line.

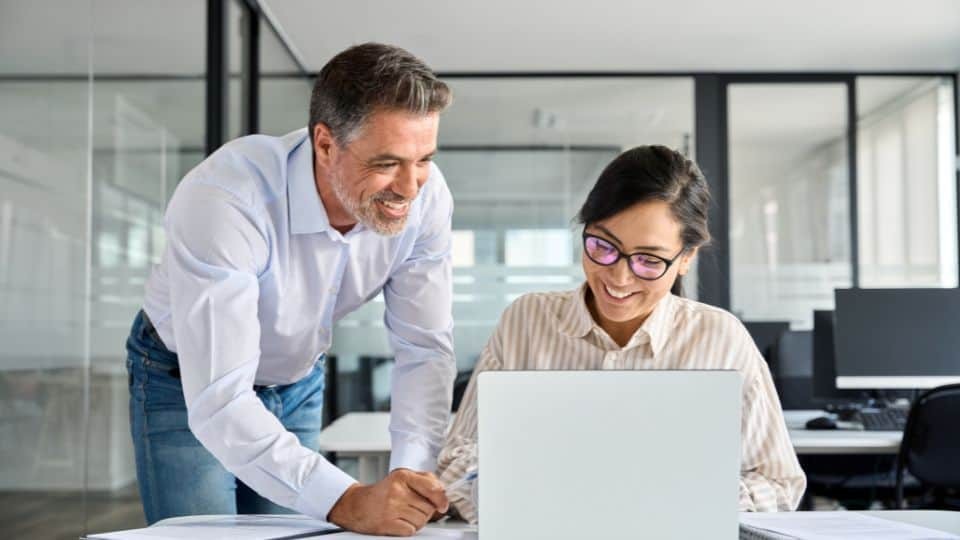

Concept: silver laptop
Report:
left=477, top=370, right=741, bottom=540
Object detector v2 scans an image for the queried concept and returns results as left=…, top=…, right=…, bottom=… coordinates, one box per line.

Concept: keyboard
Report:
left=853, top=408, right=909, bottom=431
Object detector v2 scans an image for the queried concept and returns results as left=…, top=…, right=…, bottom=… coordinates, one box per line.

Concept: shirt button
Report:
left=603, top=351, right=618, bottom=369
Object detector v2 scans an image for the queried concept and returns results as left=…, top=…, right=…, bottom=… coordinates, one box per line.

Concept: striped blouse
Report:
left=437, top=284, right=806, bottom=523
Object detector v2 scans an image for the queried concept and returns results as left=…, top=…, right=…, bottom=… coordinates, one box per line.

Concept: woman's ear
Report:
left=677, top=246, right=699, bottom=276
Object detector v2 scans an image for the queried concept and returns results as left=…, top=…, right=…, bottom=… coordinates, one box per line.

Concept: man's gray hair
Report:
left=308, top=43, right=452, bottom=145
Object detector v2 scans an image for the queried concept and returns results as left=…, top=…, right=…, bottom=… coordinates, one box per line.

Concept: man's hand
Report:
left=327, top=469, right=449, bottom=536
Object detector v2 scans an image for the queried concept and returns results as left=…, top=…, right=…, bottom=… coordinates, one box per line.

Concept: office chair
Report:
left=451, top=370, right=473, bottom=412
left=323, top=354, right=339, bottom=427
left=743, top=320, right=791, bottom=374
left=358, top=355, right=394, bottom=411
left=770, top=330, right=817, bottom=410
left=895, top=383, right=960, bottom=509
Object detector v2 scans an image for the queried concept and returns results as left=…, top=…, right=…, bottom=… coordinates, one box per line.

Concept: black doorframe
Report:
left=698, top=74, right=859, bottom=310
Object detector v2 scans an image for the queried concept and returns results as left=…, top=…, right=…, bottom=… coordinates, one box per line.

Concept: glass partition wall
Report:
left=259, top=20, right=313, bottom=136
left=728, top=76, right=958, bottom=329
left=0, top=50, right=95, bottom=540
left=728, top=82, right=853, bottom=328
left=1, top=0, right=102, bottom=535
left=856, top=76, right=957, bottom=289
left=0, top=1, right=311, bottom=538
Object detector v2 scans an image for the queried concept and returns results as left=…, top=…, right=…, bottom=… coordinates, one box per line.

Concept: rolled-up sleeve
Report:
left=436, top=344, right=502, bottom=523
left=164, top=180, right=355, bottom=520
left=382, top=167, right=457, bottom=473
left=738, top=357, right=807, bottom=511
left=436, top=295, right=517, bottom=524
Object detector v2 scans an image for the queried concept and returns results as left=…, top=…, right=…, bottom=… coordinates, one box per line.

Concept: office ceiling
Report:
left=0, top=1, right=952, bottom=171
left=266, top=0, right=960, bottom=73
left=0, top=0, right=958, bottom=75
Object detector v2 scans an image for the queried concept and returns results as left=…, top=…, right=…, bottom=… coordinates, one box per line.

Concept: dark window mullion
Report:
left=847, top=76, right=860, bottom=288
left=694, top=74, right=730, bottom=309
left=240, top=1, right=259, bottom=135
left=206, top=0, right=228, bottom=155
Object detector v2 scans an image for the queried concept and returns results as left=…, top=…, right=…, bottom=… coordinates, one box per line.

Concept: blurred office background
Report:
left=0, top=0, right=957, bottom=537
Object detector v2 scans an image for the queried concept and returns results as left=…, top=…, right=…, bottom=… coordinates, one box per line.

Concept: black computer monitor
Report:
left=811, top=310, right=861, bottom=401
left=834, top=288, right=960, bottom=389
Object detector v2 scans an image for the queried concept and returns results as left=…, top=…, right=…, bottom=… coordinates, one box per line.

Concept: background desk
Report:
left=317, top=412, right=392, bottom=483
left=784, top=410, right=902, bottom=455
left=320, top=410, right=905, bottom=483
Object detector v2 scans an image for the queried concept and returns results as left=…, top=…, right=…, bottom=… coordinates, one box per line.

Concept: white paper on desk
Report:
left=740, top=511, right=960, bottom=540
left=87, top=514, right=340, bottom=540
left=334, top=527, right=476, bottom=539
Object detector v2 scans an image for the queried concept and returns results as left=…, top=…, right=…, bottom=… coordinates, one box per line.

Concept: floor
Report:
left=0, top=485, right=145, bottom=539
left=0, top=459, right=356, bottom=539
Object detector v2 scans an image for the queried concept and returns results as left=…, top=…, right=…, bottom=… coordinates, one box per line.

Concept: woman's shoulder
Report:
left=671, top=294, right=747, bottom=332
left=502, top=288, right=579, bottom=323
left=668, top=295, right=761, bottom=372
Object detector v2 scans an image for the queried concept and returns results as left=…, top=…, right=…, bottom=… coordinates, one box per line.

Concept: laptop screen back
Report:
left=477, top=370, right=741, bottom=540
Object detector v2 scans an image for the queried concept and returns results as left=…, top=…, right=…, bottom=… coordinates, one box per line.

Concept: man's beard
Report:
left=331, top=174, right=411, bottom=237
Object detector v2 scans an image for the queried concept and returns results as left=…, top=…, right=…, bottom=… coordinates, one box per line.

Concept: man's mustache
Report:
left=372, top=191, right=412, bottom=204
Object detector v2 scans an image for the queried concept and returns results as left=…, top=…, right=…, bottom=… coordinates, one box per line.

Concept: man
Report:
left=125, top=43, right=455, bottom=537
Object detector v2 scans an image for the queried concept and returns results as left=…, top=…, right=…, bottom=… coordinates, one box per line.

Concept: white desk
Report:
left=121, top=511, right=960, bottom=538
left=749, top=510, right=960, bottom=536
left=91, top=515, right=476, bottom=539
left=320, top=410, right=904, bottom=483
left=784, top=410, right=902, bottom=455
left=858, top=510, right=960, bottom=534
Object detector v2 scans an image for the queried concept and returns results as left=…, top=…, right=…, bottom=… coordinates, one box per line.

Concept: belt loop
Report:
left=141, top=309, right=153, bottom=329
left=141, top=310, right=162, bottom=343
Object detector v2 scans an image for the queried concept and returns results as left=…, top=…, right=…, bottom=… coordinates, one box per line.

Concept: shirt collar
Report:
left=559, top=282, right=676, bottom=355
left=558, top=283, right=598, bottom=339
left=638, top=291, right=676, bottom=356
left=287, top=130, right=332, bottom=235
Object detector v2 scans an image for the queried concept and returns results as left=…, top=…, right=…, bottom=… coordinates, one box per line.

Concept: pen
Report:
left=444, top=470, right=478, bottom=494
left=269, top=528, right=345, bottom=539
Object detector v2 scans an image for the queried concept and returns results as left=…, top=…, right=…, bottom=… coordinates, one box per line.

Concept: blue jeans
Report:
left=126, top=310, right=326, bottom=524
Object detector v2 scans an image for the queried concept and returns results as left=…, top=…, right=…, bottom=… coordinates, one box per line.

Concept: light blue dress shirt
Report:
left=142, top=128, right=456, bottom=519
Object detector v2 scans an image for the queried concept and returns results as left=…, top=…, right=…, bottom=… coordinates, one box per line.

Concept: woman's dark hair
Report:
left=576, top=145, right=711, bottom=297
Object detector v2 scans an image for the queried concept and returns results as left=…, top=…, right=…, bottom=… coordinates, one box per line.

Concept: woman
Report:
left=437, top=145, right=806, bottom=523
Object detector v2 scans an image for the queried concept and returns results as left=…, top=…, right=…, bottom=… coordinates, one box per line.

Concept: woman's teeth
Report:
left=605, top=284, right=634, bottom=299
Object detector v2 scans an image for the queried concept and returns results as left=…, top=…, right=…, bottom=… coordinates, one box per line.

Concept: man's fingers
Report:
left=406, top=498, right=435, bottom=521
left=402, top=505, right=430, bottom=529
left=393, top=514, right=422, bottom=536
left=404, top=473, right=449, bottom=512
left=385, top=523, right=416, bottom=537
